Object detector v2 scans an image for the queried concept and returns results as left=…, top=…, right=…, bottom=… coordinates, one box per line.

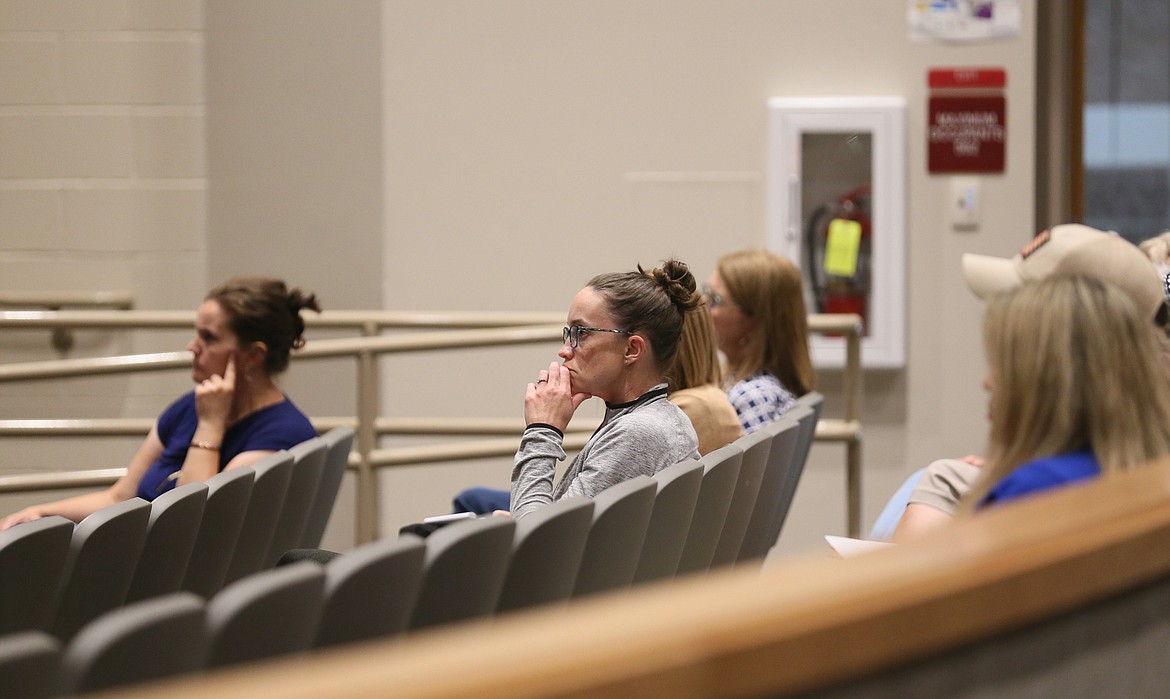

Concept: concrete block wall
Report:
left=0, top=0, right=206, bottom=483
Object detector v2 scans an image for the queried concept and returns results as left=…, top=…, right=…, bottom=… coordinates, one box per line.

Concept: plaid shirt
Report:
left=726, top=371, right=796, bottom=434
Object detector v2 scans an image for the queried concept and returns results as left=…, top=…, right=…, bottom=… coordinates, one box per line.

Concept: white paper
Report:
left=825, top=535, right=896, bottom=558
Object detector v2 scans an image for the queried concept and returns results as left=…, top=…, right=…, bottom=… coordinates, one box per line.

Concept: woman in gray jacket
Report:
left=509, top=259, right=703, bottom=519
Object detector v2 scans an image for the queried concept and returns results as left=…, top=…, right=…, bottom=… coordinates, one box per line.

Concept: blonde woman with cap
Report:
left=888, top=224, right=1166, bottom=541
left=960, top=275, right=1170, bottom=511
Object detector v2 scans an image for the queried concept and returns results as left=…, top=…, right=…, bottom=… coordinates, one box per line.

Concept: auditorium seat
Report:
left=408, top=516, right=515, bottom=631
left=59, top=592, right=207, bottom=695
left=181, top=467, right=255, bottom=599
left=0, top=516, right=74, bottom=634
left=572, top=476, right=656, bottom=598
left=205, top=562, right=325, bottom=669
left=51, top=498, right=151, bottom=641
left=710, top=430, right=770, bottom=568
left=632, top=459, right=704, bottom=584
left=496, top=496, right=594, bottom=614
left=0, top=630, right=60, bottom=699
left=737, top=416, right=801, bottom=562
left=676, top=449, right=742, bottom=576
left=265, top=437, right=327, bottom=567
left=126, top=481, right=208, bottom=603
left=300, top=426, right=355, bottom=549
left=314, top=535, right=426, bottom=649
left=222, top=451, right=294, bottom=585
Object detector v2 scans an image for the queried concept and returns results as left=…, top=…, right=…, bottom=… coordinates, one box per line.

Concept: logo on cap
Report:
left=1020, top=229, right=1051, bottom=259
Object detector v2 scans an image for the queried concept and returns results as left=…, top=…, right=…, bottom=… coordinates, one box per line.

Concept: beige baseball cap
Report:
left=962, top=223, right=1165, bottom=319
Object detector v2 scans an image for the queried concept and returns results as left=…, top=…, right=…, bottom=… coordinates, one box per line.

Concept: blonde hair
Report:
left=716, top=250, right=814, bottom=395
left=961, top=276, right=1170, bottom=511
left=666, top=302, right=722, bottom=392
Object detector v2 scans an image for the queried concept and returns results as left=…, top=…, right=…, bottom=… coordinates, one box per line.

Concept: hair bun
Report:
left=641, top=259, right=700, bottom=313
left=286, top=289, right=321, bottom=349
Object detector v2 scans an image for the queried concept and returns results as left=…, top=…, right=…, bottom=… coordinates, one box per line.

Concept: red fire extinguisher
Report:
left=804, top=185, right=871, bottom=335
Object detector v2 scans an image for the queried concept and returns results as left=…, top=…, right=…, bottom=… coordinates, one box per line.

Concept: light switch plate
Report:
left=950, top=177, right=980, bottom=230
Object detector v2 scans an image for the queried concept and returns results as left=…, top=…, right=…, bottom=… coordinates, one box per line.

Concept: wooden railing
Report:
left=0, top=310, right=863, bottom=541
left=91, top=457, right=1170, bottom=699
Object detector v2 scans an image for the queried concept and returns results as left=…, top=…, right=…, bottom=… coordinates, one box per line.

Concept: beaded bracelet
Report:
left=189, top=440, right=221, bottom=451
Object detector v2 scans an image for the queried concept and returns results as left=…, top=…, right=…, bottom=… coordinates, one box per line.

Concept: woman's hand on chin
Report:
left=525, top=362, right=586, bottom=431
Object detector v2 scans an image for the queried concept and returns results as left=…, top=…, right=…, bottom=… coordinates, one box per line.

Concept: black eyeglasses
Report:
left=562, top=325, right=633, bottom=349
left=701, top=284, right=726, bottom=308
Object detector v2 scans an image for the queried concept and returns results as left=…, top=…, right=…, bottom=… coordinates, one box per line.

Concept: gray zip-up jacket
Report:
left=510, top=384, right=700, bottom=519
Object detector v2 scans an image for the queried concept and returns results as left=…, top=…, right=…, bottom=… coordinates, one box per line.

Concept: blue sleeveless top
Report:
left=136, top=391, right=317, bottom=500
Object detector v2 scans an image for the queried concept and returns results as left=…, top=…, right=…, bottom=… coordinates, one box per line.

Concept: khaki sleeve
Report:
left=907, top=458, right=983, bottom=515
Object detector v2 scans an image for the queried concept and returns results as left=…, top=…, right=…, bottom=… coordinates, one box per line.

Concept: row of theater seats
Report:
left=0, top=393, right=821, bottom=697
left=0, top=427, right=355, bottom=644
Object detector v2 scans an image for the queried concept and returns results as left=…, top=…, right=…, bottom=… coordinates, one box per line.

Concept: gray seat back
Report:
left=776, top=393, right=823, bottom=535
left=222, top=451, right=294, bottom=585
left=762, top=414, right=808, bottom=552
left=51, top=498, right=151, bottom=641
left=266, top=437, right=327, bottom=566
left=710, top=430, right=770, bottom=568
left=181, top=467, right=255, bottom=598
left=205, top=562, right=326, bottom=668
left=572, top=476, right=657, bottom=598
left=676, top=449, right=743, bottom=576
left=127, top=481, right=208, bottom=603
left=60, top=592, right=207, bottom=695
left=738, top=416, right=802, bottom=561
left=496, top=497, right=594, bottom=614
left=0, top=517, right=74, bottom=634
left=0, top=631, right=61, bottom=699
left=315, top=535, right=425, bottom=648
left=633, top=460, right=704, bottom=584
left=300, top=426, right=354, bottom=549
left=409, top=516, right=515, bottom=630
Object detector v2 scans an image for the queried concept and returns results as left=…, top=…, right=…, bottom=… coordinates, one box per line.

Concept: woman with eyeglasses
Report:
left=507, top=259, right=704, bottom=518
left=706, top=249, right=815, bottom=434
left=0, top=278, right=321, bottom=531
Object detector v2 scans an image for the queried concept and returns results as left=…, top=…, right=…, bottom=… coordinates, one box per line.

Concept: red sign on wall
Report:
left=928, top=94, right=1006, bottom=173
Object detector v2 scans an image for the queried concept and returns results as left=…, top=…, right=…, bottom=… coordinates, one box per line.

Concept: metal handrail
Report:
left=0, top=312, right=864, bottom=540
left=0, top=292, right=134, bottom=309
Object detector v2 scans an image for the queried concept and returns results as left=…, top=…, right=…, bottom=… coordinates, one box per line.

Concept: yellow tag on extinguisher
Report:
left=824, top=218, right=862, bottom=277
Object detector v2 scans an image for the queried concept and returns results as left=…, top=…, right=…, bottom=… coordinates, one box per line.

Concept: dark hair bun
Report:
left=642, top=259, right=700, bottom=314
left=287, top=289, right=321, bottom=349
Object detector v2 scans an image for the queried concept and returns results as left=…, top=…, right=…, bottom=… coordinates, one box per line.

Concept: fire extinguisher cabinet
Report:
left=767, top=96, right=906, bottom=369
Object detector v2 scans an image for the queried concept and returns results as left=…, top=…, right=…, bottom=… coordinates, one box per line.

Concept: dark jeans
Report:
left=452, top=486, right=510, bottom=514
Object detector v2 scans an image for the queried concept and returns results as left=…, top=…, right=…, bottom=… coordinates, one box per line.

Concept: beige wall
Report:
left=0, top=0, right=206, bottom=515
left=376, top=0, right=1036, bottom=555
left=0, top=1, right=1038, bottom=557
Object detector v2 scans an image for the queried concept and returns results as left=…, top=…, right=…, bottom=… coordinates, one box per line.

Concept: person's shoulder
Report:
left=991, top=451, right=1100, bottom=501
left=157, top=391, right=197, bottom=430
left=667, top=385, right=705, bottom=409
left=250, top=396, right=317, bottom=442
left=1017, top=451, right=1100, bottom=480
left=730, top=371, right=783, bottom=395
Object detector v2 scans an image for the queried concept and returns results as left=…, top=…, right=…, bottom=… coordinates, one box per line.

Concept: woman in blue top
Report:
left=0, top=278, right=321, bottom=530
left=964, top=276, right=1170, bottom=512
